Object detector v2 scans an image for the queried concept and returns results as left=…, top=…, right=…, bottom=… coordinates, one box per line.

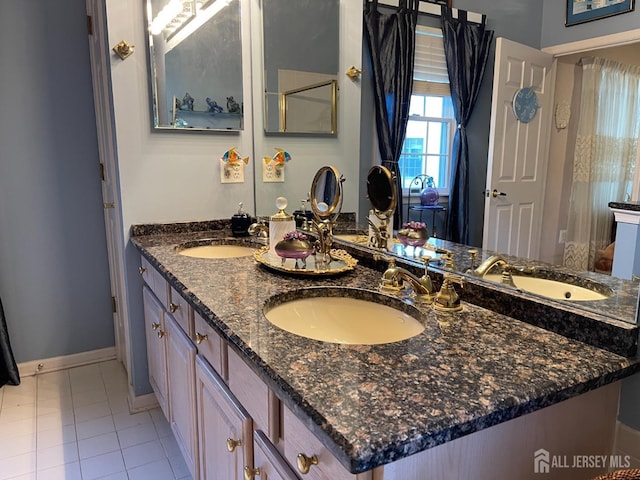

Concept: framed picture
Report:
left=566, top=0, right=635, bottom=26
left=423, top=0, right=452, bottom=6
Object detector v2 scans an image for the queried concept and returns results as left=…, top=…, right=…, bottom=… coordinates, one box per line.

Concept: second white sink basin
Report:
left=177, top=244, right=255, bottom=259
left=264, top=289, right=425, bottom=345
left=483, top=274, right=611, bottom=301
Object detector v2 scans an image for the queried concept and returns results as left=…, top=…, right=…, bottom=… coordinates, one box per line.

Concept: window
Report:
left=399, top=26, right=454, bottom=194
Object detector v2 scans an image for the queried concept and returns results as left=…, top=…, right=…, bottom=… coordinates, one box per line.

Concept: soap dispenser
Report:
left=269, top=197, right=295, bottom=261
left=231, top=202, right=252, bottom=237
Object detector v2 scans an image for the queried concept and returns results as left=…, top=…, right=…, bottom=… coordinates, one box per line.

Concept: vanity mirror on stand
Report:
left=366, top=165, right=396, bottom=250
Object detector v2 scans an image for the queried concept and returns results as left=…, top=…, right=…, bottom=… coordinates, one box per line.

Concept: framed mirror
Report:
left=146, top=0, right=244, bottom=131
left=367, top=165, right=397, bottom=219
left=261, top=0, right=339, bottom=134
left=310, top=166, right=344, bottom=223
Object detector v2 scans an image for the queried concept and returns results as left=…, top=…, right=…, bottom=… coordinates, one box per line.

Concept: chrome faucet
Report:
left=377, top=255, right=435, bottom=302
left=467, top=254, right=508, bottom=277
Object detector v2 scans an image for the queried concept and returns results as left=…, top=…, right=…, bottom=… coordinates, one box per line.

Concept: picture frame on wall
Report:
left=566, top=0, right=635, bottom=26
left=423, top=0, right=452, bottom=6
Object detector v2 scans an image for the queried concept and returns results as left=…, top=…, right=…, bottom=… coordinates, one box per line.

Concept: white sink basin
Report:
left=177, top=244, right=255, bottom=259
left=264, top=290, right=425, bottom=344
left=483, top=274, right=611, bottom=301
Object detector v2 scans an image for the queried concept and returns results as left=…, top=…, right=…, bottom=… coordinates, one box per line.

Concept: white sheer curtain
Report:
left=563, top=57, right=640, bottom=271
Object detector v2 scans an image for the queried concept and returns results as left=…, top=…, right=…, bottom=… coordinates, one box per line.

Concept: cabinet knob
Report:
left=151, top=322, right=160, bottom=331
left=296, top=453, right=319, bottom=474
left=226, top=437, right=241, bottom=452
left=243, top=466, right=261, bottom=480
left=157, top=330, right=166, bottom=339
left=195, top=332, right=208, bottom=345
left=138, top=267, right=146, bottom=274
left=169, top=303, right=180, bottom=313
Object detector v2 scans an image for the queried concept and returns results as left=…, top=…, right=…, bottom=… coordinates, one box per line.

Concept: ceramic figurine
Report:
left=226, top=96, right=241, bottom=113
left=221, top=147, right=249, bottom=165
left=180, top=92, right=194, bottom=111
left=206, top=97, right=223, bottom=113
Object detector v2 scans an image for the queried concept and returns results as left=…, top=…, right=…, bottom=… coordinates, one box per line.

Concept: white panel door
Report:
left=483, top=37, right=555, bottom=259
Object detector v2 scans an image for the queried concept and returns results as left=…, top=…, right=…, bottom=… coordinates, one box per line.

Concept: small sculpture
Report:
left=397, top=221, right=429, bottom=247
left=179, top=92, right=194, bottom=111
left=275, top=231, right=315, bottom=269
left=221, top=147, right=249, bottom=165
left=206, top=97, right=223, bottom=113
left=226, top=96, right=241, bottom=113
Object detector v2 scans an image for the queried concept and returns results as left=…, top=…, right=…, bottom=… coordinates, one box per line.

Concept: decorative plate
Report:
left=513, top=87, right=538, bottom=123
left=253, top=246, right=357, bottom=276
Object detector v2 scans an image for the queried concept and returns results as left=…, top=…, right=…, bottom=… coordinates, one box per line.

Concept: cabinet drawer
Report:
left=194, top=312, right=227, bottom=380
left=283, top=405, right=358, bottom=480
left=228, top=348, right=278, bottom=438
left=252, top=430, right=300, bottom=480
left=169, top=286, right=193, bottom=337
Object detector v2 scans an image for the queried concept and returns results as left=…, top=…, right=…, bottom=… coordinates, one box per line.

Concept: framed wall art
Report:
left=566, top=0, right=635, bottom=26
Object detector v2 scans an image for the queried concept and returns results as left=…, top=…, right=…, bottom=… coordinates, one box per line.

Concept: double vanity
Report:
left=132, top=216, right=640, bottom=480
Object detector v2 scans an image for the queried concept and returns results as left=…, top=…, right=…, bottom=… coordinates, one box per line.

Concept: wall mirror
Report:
left=261, top=0, right=339, bottom=134
left=146, top=0, right=244, bottom=131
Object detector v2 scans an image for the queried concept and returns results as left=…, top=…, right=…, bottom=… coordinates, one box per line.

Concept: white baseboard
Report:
left=17, top=347, right=117, bottom=378
left=127, top=388, right=159, bottom=413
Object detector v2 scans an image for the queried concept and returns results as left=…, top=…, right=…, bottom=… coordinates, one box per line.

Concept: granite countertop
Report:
left=131, top=223, right=640, bottom=474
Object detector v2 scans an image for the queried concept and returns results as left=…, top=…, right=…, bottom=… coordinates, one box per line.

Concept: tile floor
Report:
left=0, top=360, right=192, bottom=480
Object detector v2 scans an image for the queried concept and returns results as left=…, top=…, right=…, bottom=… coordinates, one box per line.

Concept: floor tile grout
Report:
left=0, top=360, right=190, bottom=480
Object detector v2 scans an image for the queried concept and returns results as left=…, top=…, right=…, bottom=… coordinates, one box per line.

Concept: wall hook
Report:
left=112, top=40, right=135, bottom=60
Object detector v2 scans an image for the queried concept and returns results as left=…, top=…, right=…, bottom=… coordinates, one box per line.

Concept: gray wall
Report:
left=542, top=0, right=640, bottom=48
left=0, top=1, right=114, bottom=363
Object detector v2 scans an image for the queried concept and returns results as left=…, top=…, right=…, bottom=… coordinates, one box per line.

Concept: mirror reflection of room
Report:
left=147, top=0, right=244, bottom=130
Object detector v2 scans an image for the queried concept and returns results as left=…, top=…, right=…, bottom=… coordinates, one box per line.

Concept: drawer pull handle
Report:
left=151, top=322, right=160, bottom=331
left=157, top=330, right=166, bottom=339
left=196, top=332, right=208, bottom=345
left=243, top=466, right=261, bottom=480
left=296, top=453, right=319, bottom=474
left=138, top=267, right=146, bottom=274
left=226, top=437, right=241, bottom=452
left=169, top=303, right=180, bottom=313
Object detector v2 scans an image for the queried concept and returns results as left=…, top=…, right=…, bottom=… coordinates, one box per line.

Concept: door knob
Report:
left=491, top=189, right=507, bottom=198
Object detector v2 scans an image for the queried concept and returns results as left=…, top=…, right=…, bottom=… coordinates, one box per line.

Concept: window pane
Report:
left=409, top=95, right=425, bottom=116
left=424, top=96, right=444, bottom=116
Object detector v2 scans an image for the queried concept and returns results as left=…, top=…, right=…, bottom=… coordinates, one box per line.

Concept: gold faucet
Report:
left=466, top=254, right=507, bottom=277
left=434, top=273, right=466, bottom=312
left=377, top=255, right=436, bottom=303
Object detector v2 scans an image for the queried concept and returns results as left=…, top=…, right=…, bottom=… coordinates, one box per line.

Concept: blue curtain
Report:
left=441, top=8, right=494, bottom=244
left=0, top=298, right=19, bottom=387
left=364, top=0, right=419, bottom=229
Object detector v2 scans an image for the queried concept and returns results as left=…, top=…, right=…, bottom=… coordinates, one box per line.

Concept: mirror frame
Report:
left=310, top=165, right=344, bottom=223
left=144, top=0, right=245, bottom=134
left=367, top=165, right=397, bottom=220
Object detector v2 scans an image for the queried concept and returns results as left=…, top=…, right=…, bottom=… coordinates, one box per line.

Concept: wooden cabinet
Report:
left=195, top=355, right=253, bottom=480
left=282, top=404, right=369, bottom=480
left=249, top=430, right=300, bottom=480
left=166, top=313, right=198, bottom=478
left=143, top=286, right=168, bottom=416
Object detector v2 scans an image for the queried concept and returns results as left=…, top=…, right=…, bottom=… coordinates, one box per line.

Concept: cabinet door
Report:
left=196, top=355, right=253, bottom=480
left=143, top=286, right=168, bottom=416
left=250, top=430, right=300, bottom=480
left=166, top=314, right=198, bottom=478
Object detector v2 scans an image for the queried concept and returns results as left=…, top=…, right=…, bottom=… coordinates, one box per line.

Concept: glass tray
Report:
left=253, top=246, right=357, bottom=276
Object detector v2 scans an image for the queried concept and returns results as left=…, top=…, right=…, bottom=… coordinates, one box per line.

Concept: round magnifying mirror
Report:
left=310, top=165, right=343, bottom=222
left=367, top=165, right=396, bottom=218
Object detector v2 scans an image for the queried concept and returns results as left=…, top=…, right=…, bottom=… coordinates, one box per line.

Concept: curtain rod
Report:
left=377, top=0, right=485, bottom=24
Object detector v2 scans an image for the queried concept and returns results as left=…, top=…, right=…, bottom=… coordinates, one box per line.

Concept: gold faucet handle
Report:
left=443, top=273, right=466, bottom=288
